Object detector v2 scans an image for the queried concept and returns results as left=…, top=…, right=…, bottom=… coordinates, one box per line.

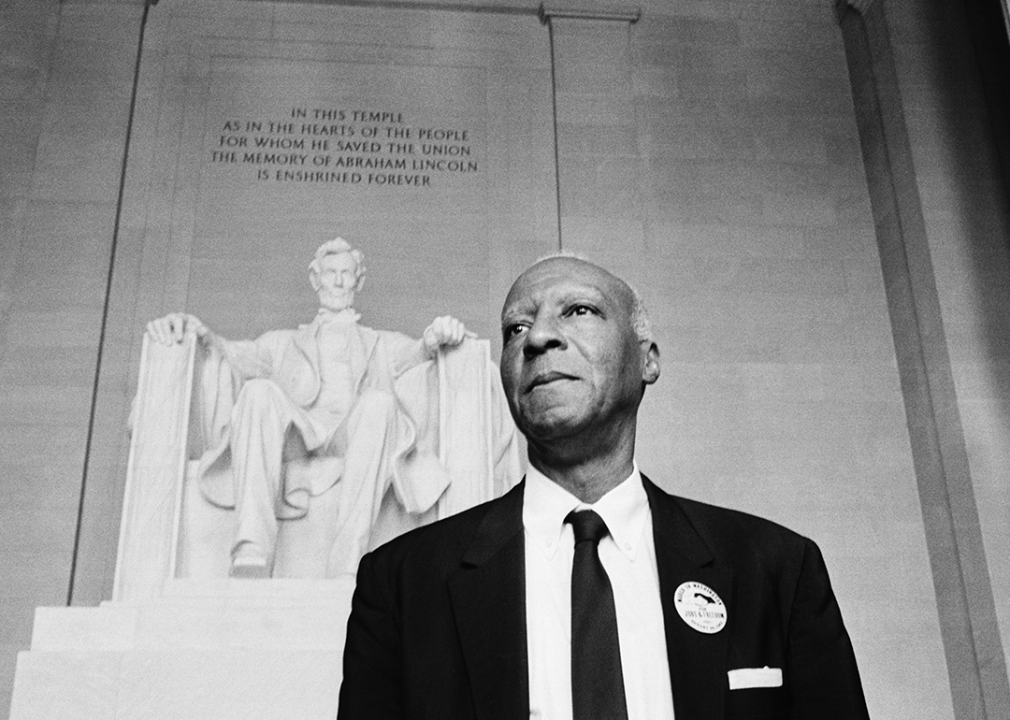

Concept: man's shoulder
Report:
left=360, top=484, right=521, bottom=575
left=644, top=475, right=813, bottom=561
left=677, top=494, right=805, bottom=541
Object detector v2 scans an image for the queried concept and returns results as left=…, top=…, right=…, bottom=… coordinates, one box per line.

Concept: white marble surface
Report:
left=11, top=579, right=354, bottom=720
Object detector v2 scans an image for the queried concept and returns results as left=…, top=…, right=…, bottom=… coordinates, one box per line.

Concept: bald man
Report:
left=337, top=257, right=869, bottom=720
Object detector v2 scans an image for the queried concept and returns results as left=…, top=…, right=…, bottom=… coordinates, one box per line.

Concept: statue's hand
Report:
left=146, top=313, right=209, bottom=346
left=423, top=315, right=475, bottom=353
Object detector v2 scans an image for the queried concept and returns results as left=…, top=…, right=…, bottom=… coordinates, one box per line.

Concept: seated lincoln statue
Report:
left=147, top=238, right=476, bottom=579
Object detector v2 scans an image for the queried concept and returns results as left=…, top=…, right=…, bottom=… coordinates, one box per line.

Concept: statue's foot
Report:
left=230, top=543, right=270, bottom=579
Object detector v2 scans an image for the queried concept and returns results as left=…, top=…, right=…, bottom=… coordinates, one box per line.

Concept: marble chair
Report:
left=115, top=332, right=521, bottom=601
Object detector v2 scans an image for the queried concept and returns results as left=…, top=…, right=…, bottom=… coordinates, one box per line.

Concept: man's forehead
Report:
left=503, top=258, right=630, bottom=314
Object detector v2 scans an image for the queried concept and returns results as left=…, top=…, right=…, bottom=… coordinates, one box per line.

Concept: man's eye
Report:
left=503, top=324, right=528, bottom=340
left=569, top=305, right=597, bottom=317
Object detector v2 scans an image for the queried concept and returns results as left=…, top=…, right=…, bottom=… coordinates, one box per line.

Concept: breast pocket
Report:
left=726, top=686, right=788, bottom=719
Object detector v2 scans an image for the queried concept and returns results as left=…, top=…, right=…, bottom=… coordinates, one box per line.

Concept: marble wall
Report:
left=871, top=0, right=1010, bottom=714
left=548, top=4, right=951, bottom=717
left=1, top=0, right=1009, bottom=717
left=0, top=0, right=144, bottom=713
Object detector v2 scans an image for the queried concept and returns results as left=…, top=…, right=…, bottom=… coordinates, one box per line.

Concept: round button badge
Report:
left=673, top=581, right=727, bottom=634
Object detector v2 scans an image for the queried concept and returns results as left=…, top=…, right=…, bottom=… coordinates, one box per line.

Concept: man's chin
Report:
left=517, top=411, right=583, bottom=445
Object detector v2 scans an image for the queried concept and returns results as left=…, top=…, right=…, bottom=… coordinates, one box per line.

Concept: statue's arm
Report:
left=421, top=315, right=472, bottom=355
left=150, top=314, right=281, bottom=379
left=145, top=312, right=277, bottom=388
left=385, top=315, right=474, bottom=377
left=146, top=313, right=213, bottom=348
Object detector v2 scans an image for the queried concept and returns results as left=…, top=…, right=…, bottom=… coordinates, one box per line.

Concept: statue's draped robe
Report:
left=193, top=313, right=453, bottom=539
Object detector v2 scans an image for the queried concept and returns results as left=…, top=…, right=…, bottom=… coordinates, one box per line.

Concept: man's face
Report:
left=499, top=258, right=658, bottom=445
left=312, top=252, right=360, bottom=312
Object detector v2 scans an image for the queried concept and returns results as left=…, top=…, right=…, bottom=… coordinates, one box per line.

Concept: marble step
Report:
left=10, top=647, right=342, bottom=720
left=9, top=579, right=356, bottom=719
left=29, top=579, right=356, bottom=652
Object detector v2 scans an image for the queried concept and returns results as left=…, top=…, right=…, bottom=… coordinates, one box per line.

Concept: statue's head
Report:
left=309, top=237, right=366, bottom=313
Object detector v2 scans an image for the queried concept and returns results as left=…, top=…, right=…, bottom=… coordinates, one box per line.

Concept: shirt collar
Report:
left=522, top=462, right=650, bottom=562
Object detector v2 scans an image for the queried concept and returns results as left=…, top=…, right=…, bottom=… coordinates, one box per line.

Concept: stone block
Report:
left=22, top=197, right=118, bottom=249
left=0, top=423, right=85, bottom=472
left=762, top=193, right=838, bottom=228
left=30, top=607, right=137, bottom=651
left=9, top=578, right=358, bottom=716
left=0, top=602, right=37, bottom=647
left=632, top=67, right=680, bottom=98
left=732, top=258, right=849, bottom=295
left=8, top=651, right=122, bottom=720
left=46, top=40, right=139, bottom=102
left=0, top=500, right=85, bottom=552
left=115, top=649, right=342, bottom=719
left=560, top=217, right=644, bottom=253
left=0, top=346, right=97, bottom=387
left=752, top=121, right=828, bottom=165
left=640, top=118, right=755, bottom=162
left=555, top=59, right=631, bottom=96
left=163, top=14, right=271, bottom=41
left=553, top=22, right=630, bottom=68
left=632, top=14, right=740, bottom=46
left=558, top=156, right=641, bottom=217
left=56, top=2, right=143, bottom=43
left=555, top=91, right=634, bottom=127
left=0, top=101, right=41, bottom=196
left=161, top=577, right=355, bottom=603
left=0, top=553, right=72, bottom=603
left=0, top=645, right=16, bottom=720
left=30, top=104, right=128, bottom=202
left=131, top=599, right=349, bottom=651
left=3, top=308, right=104, bottom=350
left=556, top=124, right=637, bottom=158
left=738, top=16, right=841, bottom=49
left=168, top=0, right=270, bottom=23
left=632, top=38, right=740, bottom=72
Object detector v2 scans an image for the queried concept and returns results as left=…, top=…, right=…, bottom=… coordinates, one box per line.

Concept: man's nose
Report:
left=523, top=315, right=565, bottom=359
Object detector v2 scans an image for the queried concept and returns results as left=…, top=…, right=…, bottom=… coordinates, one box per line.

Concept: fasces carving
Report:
left=143, top=238, right=518, bottom=580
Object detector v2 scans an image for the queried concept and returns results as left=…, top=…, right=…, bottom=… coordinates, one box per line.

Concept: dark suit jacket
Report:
left=338, top=476, right=870, bottom=720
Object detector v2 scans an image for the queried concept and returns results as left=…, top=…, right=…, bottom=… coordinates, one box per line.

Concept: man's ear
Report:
left=354, top=275, right=366, bottom=293
left=641, top=341, right=660, bottom=385
left=309, top=270, right=321, bottom=292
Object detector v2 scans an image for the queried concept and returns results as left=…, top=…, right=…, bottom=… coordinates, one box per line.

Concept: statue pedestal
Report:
left=7, top=333, right=520, bottom=718
left=9, top=579, right=353, bottom=719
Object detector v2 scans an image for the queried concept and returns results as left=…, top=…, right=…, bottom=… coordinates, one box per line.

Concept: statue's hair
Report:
left=532, top=251, right=653, bottom=343
left=309, top=237, right=366, bottom=280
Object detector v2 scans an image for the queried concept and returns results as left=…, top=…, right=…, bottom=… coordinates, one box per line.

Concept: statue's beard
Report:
left=318, top=288, right=354, bottom=312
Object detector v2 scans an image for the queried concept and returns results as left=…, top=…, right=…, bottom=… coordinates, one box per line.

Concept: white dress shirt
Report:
left=523, top=464, right=676, bottom=720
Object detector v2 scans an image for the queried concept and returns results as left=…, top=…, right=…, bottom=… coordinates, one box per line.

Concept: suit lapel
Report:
left=447, top=482, right=529, bottom=720
left=645, top=477, right=731, bottom=720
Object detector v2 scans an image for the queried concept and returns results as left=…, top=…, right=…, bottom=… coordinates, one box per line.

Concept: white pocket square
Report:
left=728, top=667, right=783, bottom=690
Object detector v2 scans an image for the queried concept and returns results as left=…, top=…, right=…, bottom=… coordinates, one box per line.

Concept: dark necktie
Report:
left=566, top=509, right=629, bottom=720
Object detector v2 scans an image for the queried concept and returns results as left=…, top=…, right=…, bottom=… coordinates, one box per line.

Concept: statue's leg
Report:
left=326, top=389, right=398, bottom=577
left=229, top=378, right=297, bottom=577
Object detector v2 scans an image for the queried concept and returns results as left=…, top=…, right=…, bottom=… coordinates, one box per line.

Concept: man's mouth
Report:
left=526, top=372, right=576, bottom=392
